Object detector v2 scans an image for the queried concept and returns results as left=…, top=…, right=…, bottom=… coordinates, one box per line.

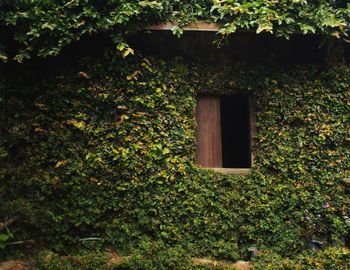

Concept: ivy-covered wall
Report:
left=0, top=45, right=349, bottom=259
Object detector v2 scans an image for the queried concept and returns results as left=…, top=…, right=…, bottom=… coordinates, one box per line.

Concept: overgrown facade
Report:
left=0, top=1, right=350, bottom=265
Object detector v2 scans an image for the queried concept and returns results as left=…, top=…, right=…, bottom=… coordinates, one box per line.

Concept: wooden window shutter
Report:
left=195, top=96, right=222, bottom=167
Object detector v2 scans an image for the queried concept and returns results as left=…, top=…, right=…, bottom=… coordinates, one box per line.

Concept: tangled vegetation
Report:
left=1, top=53, right=349, bottom=265
left=1, top=2, right=350, bottom=268
left=1, top=0, right=350, bottom=62
left=16, top=246, right=350, bottom=269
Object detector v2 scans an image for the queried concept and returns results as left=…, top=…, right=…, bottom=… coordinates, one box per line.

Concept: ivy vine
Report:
left=1, top=54, right=349, bottom=257
left=1, top=0, right=350, bottom=62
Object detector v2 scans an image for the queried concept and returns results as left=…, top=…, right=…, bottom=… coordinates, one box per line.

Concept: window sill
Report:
left=205, top=168, right=252, bottom=175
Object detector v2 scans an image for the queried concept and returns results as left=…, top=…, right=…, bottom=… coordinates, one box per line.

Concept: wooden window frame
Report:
left=195, top=94, right=256, bottom=175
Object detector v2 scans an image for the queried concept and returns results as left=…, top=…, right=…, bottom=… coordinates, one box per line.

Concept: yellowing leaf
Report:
left=78, top=71, right=90, bottom=79
left=34, top=127, right=45, bottom=132
left=127, top=70, right=141, bottom=81
left=256, top=23, right=273, bottom=34
left=0, top=54, right=8, bottom=62
left=67, top=119, right=86, bottom=129
left=162, top=148, right=170, bottom=154
left=54, top=160, right=68, bottom=168
left=122, top=47, right=134, bottom=58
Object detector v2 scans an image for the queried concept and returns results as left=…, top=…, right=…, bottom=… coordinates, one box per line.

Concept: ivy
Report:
left=0, top=53, right=349, bottom=258
left=1, top=1, right=350, bottom=62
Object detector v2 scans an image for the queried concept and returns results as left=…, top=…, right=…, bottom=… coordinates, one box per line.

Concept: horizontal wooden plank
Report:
left=207, top=168, right=252, bottom=175
left=145, top=21, right=221, bottom=31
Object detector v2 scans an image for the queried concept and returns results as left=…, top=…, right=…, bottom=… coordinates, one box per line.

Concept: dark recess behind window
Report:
left=221, top=94, right=251, bottom=168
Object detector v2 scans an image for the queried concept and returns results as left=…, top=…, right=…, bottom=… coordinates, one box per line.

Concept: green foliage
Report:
left=0, top=228, right=13, bottom=250
left=124, top=238, right=192, bottom=270
left=34, top=250, right=112, bottom=270
left=31, top=247, right=230, bottom=270
left=28, top=246, right=350, bottom=270
left=0, top=53, right=350, bottom=260
left=252, top=247, right=350, bottom=270
left=212, top=0, right=350, bottom=39
left=1, top=0, right=350, bottom=62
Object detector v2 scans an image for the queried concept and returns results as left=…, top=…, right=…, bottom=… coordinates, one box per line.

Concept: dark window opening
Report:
left=221, top=94, right=251, bottom=168
left=195, top=94, right=251, bottom=169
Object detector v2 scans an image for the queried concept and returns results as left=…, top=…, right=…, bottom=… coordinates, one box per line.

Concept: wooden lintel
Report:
left=145, top=21, right=220, bottom=32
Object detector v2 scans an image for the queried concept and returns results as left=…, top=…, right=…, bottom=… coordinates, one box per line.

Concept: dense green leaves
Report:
left=252, top=247, right=350, bottom=270
left=212, top=0, right=350, bottom=38
left=0, top=54, right=349, bottom=259
left=1, top=0, right=350, bottom=62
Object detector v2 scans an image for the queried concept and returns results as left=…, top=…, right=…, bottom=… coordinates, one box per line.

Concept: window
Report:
left=195, top=94, right=254, bottom=174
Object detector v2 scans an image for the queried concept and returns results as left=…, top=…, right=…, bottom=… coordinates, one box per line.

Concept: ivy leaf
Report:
left=300, top=24, right=316, bottom=34
left=256, top=22, right=273, bottom=34
left=54, top=160, right=68, bottom=168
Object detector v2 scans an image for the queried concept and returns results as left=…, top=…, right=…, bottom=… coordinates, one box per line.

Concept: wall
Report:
left=0, top=33, right=349, bottom=258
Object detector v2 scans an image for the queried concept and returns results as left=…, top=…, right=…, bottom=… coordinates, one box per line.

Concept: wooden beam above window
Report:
left=144, top=21, right=221, bottom=32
